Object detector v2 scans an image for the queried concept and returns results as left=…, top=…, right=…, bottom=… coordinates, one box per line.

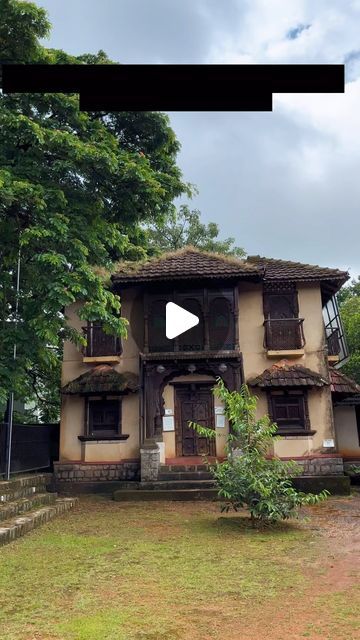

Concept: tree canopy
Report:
left=338, top=277, right=360, bottom=383
left=0, top=0, right=192, bottom=418
left=145, top=204, right=245, bottom=257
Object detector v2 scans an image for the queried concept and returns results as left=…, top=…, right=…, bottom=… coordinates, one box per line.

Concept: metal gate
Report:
left=0, top=423, right=59, bottom=476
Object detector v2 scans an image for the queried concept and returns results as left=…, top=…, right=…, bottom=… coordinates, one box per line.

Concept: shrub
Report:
left=190, top=379, right=329, bottom=526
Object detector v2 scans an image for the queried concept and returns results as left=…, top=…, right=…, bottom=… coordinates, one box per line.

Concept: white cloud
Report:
left=38, top=0, right=360, bottom=273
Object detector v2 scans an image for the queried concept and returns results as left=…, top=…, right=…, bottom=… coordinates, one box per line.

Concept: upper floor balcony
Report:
left=144, top=288, right=239, bottom=355
left=82, top=323, right=122, bottom=363
left=263, top=318, right=305, bottom=355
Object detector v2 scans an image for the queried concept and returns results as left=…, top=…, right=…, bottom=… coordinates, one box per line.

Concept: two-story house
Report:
left=56, top=248, right=360, bottom=492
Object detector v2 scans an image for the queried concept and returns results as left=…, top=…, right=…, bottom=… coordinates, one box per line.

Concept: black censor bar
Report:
left=1, top=64, right=344, bottom=111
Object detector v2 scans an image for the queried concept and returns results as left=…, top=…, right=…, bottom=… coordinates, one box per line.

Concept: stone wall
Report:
left=289, top=456, right=344, bottom=476
left=54, top=461, right=140, bottom=482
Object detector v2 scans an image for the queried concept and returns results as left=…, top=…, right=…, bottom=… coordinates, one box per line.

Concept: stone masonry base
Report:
left=288, top=456, right=344, bottom=476
left=54, top=461, right=140, bottom=483
left=53, top=455, right=350, bottom=495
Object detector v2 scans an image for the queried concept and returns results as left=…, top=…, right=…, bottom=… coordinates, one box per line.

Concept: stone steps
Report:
left=113, top=488, right=218, bottom=502
left=140, top=479, right=215, bottom=491
left=0, top=474, right=78, bottom=546
left=160, top=464, right=209, bottom=472
left=158, top=471, right=213, bottom=481
left=0, top=492, right=57, bottom=522
left=0, top=473, right=51, bottom=503
left=0, top=497, right=78, bottom=546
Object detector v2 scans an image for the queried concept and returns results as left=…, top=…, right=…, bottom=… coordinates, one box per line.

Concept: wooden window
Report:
left=268, top=391, right=310, bottom=433
left=85, top=322, right=121, bottom=357
left=87, top=399, right=121, bottom=436
left=148, top=299, right=169, bottom=352
left=263, top=283, right=299, bottom=320
left=209, top=297, right=235, bottom=350
left=263, top=284, right=304, bottom=349
left=178, top=298, right=204, bottom=351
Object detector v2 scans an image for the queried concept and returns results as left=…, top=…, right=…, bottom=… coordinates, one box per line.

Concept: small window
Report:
left=88, top=399, right=121, bottom=436
left=269, top=392, right=308, bottom=433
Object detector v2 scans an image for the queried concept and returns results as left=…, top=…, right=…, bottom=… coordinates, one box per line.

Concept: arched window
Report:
left=209, top=297, right=235, bottom=350
left=178, top=298, right=204, bottom=351
left=148, top=299, right=169, bottom=352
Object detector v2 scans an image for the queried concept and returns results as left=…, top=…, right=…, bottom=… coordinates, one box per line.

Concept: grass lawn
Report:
left=0, top=494, right=359, bottom=640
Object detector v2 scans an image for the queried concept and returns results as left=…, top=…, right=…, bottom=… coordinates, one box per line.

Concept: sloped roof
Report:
left=111, top=248, right=349, bottom=292
left=62, top=365, right=139, bottom=395
left=330, top=368, right=360, bottom=394
left=248, top=360, right=328, bottom=388
left=247, top=255, right=349, bottom=285
left=112, top=247, right=261, bottom=284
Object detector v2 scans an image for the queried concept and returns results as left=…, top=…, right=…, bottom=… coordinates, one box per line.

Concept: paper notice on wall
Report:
left=216, top=414, right=225, bottom=428
left=163, top=415, right=175, bottom=431
left=215, top=406, right=224, bottom=415
left=165, top=408, right=173, bottom=416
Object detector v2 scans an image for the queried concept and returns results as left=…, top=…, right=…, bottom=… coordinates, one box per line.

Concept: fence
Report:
left=0, top=422, right=59, bottom=476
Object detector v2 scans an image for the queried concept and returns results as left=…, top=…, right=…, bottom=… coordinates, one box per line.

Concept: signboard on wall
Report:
left=163, top=416, right=175, bottom=432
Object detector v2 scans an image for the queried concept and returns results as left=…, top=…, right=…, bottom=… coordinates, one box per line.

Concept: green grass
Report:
left=0, top=496, right=358, bottom=640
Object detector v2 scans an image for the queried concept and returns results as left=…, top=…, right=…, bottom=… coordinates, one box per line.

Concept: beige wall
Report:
left=60, top=290, right=141, bottom=462
left=239, top=281, right=335, bottom=456
left=60, top=280, right=336, bottom=463
left=334, top=405, right=360, bottom=456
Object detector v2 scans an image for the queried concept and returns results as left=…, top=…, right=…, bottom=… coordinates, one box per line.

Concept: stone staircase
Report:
left=0, top=474, right=78, bottom=546
left=113, top=463, right=218, bottom=501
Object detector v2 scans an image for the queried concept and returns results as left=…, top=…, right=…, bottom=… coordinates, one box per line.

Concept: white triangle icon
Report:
left=166, top=302, right=199, bottom=340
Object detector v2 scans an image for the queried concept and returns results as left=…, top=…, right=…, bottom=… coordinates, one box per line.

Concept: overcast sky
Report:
left=37, top=0, right=360, bottom=277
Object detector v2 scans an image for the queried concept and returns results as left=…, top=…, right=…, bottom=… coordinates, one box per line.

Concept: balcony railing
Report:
left=326, top=328, right=341, bottom=356
left=83, top=324, right=121, bottom=358
left=264, top=318, right=305, bottom=351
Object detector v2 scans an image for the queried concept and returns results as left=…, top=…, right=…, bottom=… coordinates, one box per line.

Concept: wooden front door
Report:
left=174, top=384, right=215, bottom=457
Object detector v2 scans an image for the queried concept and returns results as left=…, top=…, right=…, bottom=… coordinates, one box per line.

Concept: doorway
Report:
left=174, top=383, right=215, bottom=456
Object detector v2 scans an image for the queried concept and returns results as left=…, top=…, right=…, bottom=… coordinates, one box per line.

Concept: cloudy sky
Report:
left=37, top=0, right=360, bottom=276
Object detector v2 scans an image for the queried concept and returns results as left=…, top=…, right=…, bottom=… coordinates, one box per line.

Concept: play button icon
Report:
left=166, top=302, right=199, bottom=340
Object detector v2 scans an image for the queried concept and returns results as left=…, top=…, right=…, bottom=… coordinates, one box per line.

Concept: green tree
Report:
left=190, top=380, right=328, bottom=526
left=0, top=0, right=192, bottom=417
left=338, top=277, right=360, bottom=383
left=145, top=204, right=245, bottom=257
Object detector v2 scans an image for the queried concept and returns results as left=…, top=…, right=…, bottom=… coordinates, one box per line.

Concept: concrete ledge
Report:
left=292, top=475, right=351, bottom=495
left=267, top=349, right=305, bottom=358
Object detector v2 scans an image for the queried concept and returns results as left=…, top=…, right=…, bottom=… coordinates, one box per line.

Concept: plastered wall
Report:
left=334, top=405, right=360, bottom=456
left=60, top=281, right=336, bottom=462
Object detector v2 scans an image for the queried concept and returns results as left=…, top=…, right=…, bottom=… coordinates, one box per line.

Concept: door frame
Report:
left=172, top=382, right=215, bottom=457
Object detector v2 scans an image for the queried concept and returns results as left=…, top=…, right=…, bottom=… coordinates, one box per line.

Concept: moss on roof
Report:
left=62, top=365, right=139, bottom=395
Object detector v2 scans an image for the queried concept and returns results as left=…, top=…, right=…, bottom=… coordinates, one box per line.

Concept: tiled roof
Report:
left=112, top=248, right=261, bottom=284
left=248, top=360, right=328, bottom=388
left=111, top=247, right=349, bottom=290
left=62, top=365, right=139, bottom=395
left=247, top=255, right=349, bottom=284
left=330, top=368, right=360, bottom=394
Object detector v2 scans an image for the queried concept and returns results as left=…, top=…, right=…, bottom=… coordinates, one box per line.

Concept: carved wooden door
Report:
left=175, top=385, right=215, bottom=456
